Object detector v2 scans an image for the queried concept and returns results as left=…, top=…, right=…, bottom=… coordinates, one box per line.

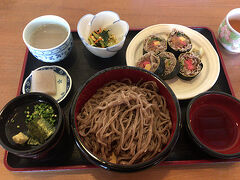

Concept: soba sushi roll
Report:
left=136, top=52, right=164, bottom=75
left=167, top=29, right=192, bottom=55
left=158, top=52, right=179, bottom=80
left=143, top=35, right=167, bottom=54
left=178, top=52, right=203, bottom=80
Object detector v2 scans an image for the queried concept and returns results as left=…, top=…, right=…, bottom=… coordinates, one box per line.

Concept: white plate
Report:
left=22, top=65, right=72, bottom=103
left=126, top=24, right=220, bottom=100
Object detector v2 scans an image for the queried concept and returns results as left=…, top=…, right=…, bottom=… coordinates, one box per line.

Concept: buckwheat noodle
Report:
left=77, top=79, right=172, bottom=165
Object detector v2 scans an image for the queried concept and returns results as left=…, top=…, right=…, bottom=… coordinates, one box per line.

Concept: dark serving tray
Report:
left=4, top=28, right=239, bottom=171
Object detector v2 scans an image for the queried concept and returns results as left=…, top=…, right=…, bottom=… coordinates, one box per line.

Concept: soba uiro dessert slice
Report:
left=31, top=69, right=57, bottom=95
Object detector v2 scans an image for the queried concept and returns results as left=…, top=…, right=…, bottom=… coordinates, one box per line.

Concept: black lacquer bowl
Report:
left=0, top=92, right=64, bottom=159
left=70, top=66, right=181, bottom=172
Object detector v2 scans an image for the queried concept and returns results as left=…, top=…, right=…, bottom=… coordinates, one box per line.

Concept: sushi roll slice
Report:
left=136, top=52, right=164, bottom=75
left=143, top=35, right=167, bottom=54
left=167, top=29, right=192, bottom=55
left=158, top=51, right=179, bottom=80
left=178, top=52, right=203, bottom=81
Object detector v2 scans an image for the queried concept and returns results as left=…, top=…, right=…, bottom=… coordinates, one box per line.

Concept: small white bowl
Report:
left=23, top=15, right=73, bottom=63
left=77, top=11, right=129, bottom=58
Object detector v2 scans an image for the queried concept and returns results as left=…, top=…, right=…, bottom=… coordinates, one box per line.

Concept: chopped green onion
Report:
left=25, top=103, right=57, bottom=126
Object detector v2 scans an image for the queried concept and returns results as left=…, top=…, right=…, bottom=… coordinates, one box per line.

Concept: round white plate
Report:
left=22, top=65, right=72, bottom=103
left=126, top=24, right=220, bottom=100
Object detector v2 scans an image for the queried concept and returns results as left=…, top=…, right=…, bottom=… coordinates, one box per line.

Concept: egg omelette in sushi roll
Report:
left=136, top=52, right=164, bottom=76
left=178, top=52, right=203, bottom=81
left=143, top=35, right=167, bottom=55
left=167, top=29, right=192, bottom=55
left=158, top=51, right=179, bottom=80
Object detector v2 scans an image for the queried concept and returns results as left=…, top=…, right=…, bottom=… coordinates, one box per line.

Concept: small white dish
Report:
left=126, top=24, right=220, bottom=100
left=77, top=11, right=129, bottom=58
left=22, top=65, right=72, bottom=103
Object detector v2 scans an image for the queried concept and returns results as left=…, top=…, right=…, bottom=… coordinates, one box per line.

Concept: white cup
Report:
left=218, top=8, right=240, bottom=53
left=23, top=15, right=73, bottom=62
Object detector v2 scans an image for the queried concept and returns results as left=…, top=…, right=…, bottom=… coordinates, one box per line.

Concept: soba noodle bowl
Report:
left=76, top=79, right=172, bottom=165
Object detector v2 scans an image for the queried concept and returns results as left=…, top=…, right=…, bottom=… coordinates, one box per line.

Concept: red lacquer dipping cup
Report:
left=186, top=91, right=240, bottom=159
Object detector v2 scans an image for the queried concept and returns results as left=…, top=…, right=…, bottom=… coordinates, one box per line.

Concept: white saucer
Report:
left=22, top=65, right=72, bottom=103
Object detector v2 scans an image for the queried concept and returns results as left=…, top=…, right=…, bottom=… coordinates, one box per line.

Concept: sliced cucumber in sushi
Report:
left=178, top=52, right=203, bottom=81
left=136, top=52, right=164, bottom=75
left=158, top=52, right=179, bottom=80
left=167, top=29, right=192, bottom=55
left=143, top=35, right=167, bottom=54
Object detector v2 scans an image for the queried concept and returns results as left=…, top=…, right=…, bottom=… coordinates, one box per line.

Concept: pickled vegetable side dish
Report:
left=88, top=28, right=118, bottom=48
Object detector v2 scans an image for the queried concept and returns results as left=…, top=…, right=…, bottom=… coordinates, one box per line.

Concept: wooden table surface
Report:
left=1, top=0, right=240, bottom=179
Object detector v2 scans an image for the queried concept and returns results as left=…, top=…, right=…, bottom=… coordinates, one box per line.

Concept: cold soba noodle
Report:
left=76, top=79, right=172, bottom=165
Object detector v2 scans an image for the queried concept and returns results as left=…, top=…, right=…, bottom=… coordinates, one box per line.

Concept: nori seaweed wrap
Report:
left=178, top=52, right=203, bottom=81
left=136, top=52, right=164, bottom=75
left=167, top=29, right=192, bottom=55
left=143, top=35, right=167, bottom=54
left=158, top=51, right=179, bottom=80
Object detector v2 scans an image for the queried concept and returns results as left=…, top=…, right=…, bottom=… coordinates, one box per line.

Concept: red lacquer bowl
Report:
left=186, top=91, right=240, bottom=159
left=70, top=66, right=181, bottom=171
